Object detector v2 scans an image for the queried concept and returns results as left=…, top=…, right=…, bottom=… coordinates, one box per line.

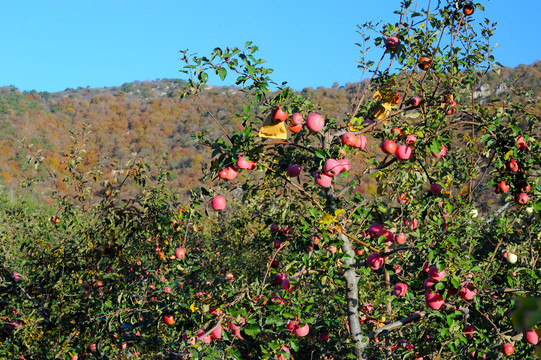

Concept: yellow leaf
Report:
left=190, top=302, right=199, bottom=313
left=504, top=150, right=514, bottom=160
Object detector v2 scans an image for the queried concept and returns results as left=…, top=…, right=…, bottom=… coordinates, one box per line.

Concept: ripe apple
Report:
left=463, top=4, right=475, bottom=16
left=282, top=278, right=294, bottom=291
left=495, top=181, right=510, bottom=194
left=393, top=283, right=408, bottom=296
left=271, top=260, right=279, bottom=268
left=51, top=216, right=61, bottom=223
left=324, top=158, right=342, bottom=176
left=409, top=96, right=421, bottom=107
left=219, top=165, right=237, bottom=180
left=508, top=160, right=519, bottom=172
left=458, top=282, right=477, bottom=300
left=236, top=156, right=250, bottom=169
left=430, top=183, right=443, bottom=195
left=306, top=113, right=325, bottom=132
left=314, top=172, right=332, bottom=188
left=274, top=273, right=287, bottom=285
left=289, top=123, right=302, bottom=133
left=225, top=273, right=234, bottom=281
left=432, top=145, right=447, bottom=158
left=502, top=343, right=514, bottom=356
left=174, top=247, right=186, bottom=259
left=406, top=134, right=417, bottom=145
left=385, top=36, right=400, bottom=51
left=354, top=135, right=367, bottom=150
left=197, top=329, right=212, bottom=344
left=392, top=92, right=401, bottom=105
left=366, top=252, right=384, bottom=270
left=211, top=324, right=222, bottom=339
left=164, top=315, right=175, bottom=325
left=230, top=317, right=245, bottom=331
left=418, top=57, right=432, bottom=70
left=464, top=325, right=475, bottom=338
left=381, top=139, right=397, bottom=154
left=291, top=112, right=303, bottom=125
left=395, top=233, right=407, bottom=244
left=428, top=265, right=446, bottom=282
left=517, top=135, right=529, bottom=151
left=368, top=223, right=385, bottom=238
left=519, top=182, right=531, bottom=193
left=272, top=105, right=288, bottom=122
left=515, top=192, right=529, bottom=205
left=507, top=253, right=518, bottom=264
left=446, top=107, right=457, bottom=115
left=425, top=291, right=444, bottom=310
left=286, top=320, right=298, bottom=333
left=391, top=127, right=403, bottom=136
left=338, top=159, right=351, bottom=172
left=397, top=193, right=408, bottom=204
left=277, top=346, right=291, bottom=360
left=286, top=164, right=301, bottom=177
left=395, top=145, right=412, bottom=161
left=294, top=323, right=310, bottom=337
left=211, top=196, right=226, bottom=211
left=342, top=132, right=356, bottom=146
left=525, top=329, right=539, bottom=345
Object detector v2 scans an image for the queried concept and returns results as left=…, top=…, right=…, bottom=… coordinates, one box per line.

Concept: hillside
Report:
left=0, top=61, right=539, bottom=203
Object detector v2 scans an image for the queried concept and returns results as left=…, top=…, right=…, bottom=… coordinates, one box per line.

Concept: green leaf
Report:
left=217, top=67, right=227, bottom=81
left=243, top=325, right=260, bottom=336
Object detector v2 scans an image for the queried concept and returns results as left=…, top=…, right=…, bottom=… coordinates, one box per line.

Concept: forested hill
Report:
left=0, top=61, right=539, bottom=202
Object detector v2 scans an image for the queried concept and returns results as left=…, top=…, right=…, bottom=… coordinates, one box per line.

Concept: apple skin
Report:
left=211, top=324, right=223, bottom=339
left=428, top=265, right=446, bottom=282
left=342, top=132, right=356, bottom=146
left=515, top=192, right=529, bottom=205
left=291, top=112, right=303, bottom=125
left=381, top=139, right=397, bottom=154
left=393, top=283, right=408, bottom=296
left=517, top=135, right=529, bottom=151
left=289, top=123, right=302, bottom=133
left=197, top=329, right=212, bottom=344
left=432, top=145, right=447, bottom=158
left=397, top=193, right=408, bottom=204
left=272, top=105, right=288, bottom=122
left=51, top=216, right=61, bottom=223
left=406, top=134, right=417, bottom=145
left=430, top=184, right=443, bottom=195
left=366, top=252, right=384, bottom=270
left=286, top=164, right=301, bottom=177
left=525, top=329, right=539, bottom=345
left=395, top=145, right=412, bottom=161
left=211, top=196, right=226, bottom=211
left=219, top=166, right=237, bottom=180
left=425, top=291, right=445, bottom=310
left=306, top=113, right=325, bottom=132
left=274, top=273, right=287, bottom=286
left=236, top=156, right=250, bottom=169
left=314, top=172, right=333, bottom=188
left=282, top=278, right=294, bottom=291
left=230, top=317, right=245, bottom=332
left=418, top=57, right=432, bottom=70
left=271, top=260, right=279, bottom=268
left=385, top=36, right=400, bottom=51
left=338, top=159, right=351, bottom=173
left=368, top=223, right=385, bottom=238
left=277, top=346, right=291, bottom=360
left=458, top=282, right=477, bottom=300
left=502, top=343, right=514, bottom=356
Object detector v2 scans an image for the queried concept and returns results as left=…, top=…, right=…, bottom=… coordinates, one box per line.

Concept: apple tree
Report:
left=178, top=0, right=540, bottom=359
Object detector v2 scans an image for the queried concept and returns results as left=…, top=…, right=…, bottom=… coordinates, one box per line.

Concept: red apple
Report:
left=219, top=165, right=237, bottom=180
left=496, top=181, right=510, bottom=194
left=464, top=325, right=475, bottom=338
left=274, top=273, right=287, bottom=285
left=508, top=160, right=519, bottom=172
left=230, top=317, right=245, bottom=331
left=306, top=113, right=325, bottom=132
left=342, top=132, right=356, bottom=146
left=282, top=278, right=294, bottom=291
left=286, top=164, right=301, bottom=177
left=502, top=343, right=514, bottom=356
left=395, top=233, right=407, bottom=244
left=324, top=159, right=342, bottom=176
left=517, top=135, right=529, bottom=151
left=197, top=329, right=212, bottom=343
left=385, top=36, right=400, bottom=51
left=381, top=139, right=397, bottom=154
left=225, top=273, right=234, bottom=281
left=519, top=182, right=531, bottom=193
left=397, top=193, right=408, bottom=204
left=271, top=260, right=279, bottom=268
left=366, top=252, right=384, bottom=270
left=525, top=329, right=539, bottom=345
left=391, top=127, right=403, bottom=136
left=174, top=247, right=186, bottom=259
left=392, top=93, right=401, bottom=105
left=272, top=105, right=288, bottom=122
left=395, top=145, right=412, bottom=161
left=515, top=192, right=529, bottom=205
left=393, top=283, right=408, bottom=296
left=51, top=216, right=61, bottom=223
left=430, top=184, right=442, bottom=195
left=291, top=112, right=303, bottom=125
left=211, top=196, right=226, bottom=211
left=294, top=323, right=310, bottom=337
left=314, top=172, right=332, bottom=188
left=286, top=320, right=298, bottom=333
left=409, top=96, right=421, bottom=107
left=164, top=315, right=175, bottom=325
left=354, top=135, right=367, bottom=150
left=425, top=291, right=444, bottom=310
left=458, top=282, right=477, bottom=300
left=428, top=265, right=446, bottom=282
left=211, top=324, right=222, bottom=339
left=368, top=223, right=385, bottom=238
left=236, top=156, right=250, bottom=169
left=418, top=57, right=432, bottom=70
left=463, top=4, right=475, bottom=16
left=338, top=159, right=351, bottom=172
left=432, top=145, right=447, bottom=158
left=406, top=134, right=417, bottom=145
left=289, top=123, right=302, bottom=133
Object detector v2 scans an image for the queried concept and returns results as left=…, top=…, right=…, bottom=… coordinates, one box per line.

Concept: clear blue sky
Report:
left=1, top=0, right=539, bottom=92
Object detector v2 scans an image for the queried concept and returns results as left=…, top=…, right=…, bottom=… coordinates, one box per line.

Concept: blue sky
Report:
left=1, top=0, right=539, bottom=92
